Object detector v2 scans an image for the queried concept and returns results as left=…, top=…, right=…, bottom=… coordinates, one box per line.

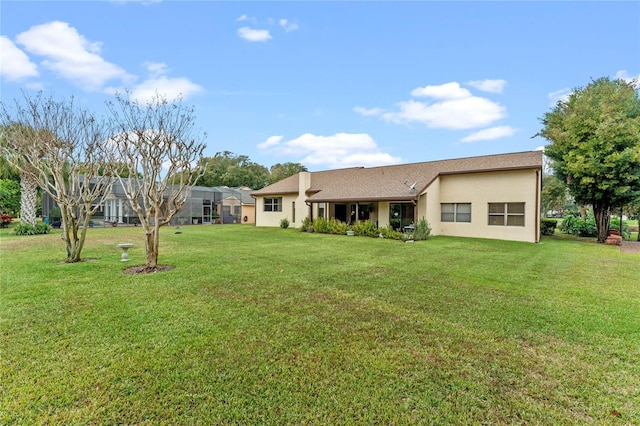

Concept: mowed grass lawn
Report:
left=1, top=225, right=639, bottom=424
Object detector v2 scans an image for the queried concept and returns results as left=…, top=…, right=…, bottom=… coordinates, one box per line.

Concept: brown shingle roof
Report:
left=252, top=150, right=542, bottom=202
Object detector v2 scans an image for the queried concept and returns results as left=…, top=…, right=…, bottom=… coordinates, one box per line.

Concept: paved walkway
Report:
left=620, top=241, right=640, bottom=254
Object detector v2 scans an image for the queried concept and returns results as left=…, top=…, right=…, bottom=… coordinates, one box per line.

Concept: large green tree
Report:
left=198, top=151, right=270, bottom=189
left=539, top=77, right=640, bottom=243
left=269, top=162, right=308, bottom=184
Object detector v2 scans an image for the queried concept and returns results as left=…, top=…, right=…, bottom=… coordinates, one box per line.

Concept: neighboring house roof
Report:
left=251, top=151, right=543, bottom=203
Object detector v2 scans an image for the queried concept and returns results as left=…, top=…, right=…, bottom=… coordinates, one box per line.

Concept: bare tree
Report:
left=0, top=92, right=114, bottom=262
left=107, top=92, right=206, bottom=272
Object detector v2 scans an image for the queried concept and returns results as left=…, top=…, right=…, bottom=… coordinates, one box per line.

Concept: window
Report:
left=441, top=203, right=471, bottom=223
left=318, top=203, right=326, bottom=219
left=390, top=203, right=414, bottom=230
left=264, top=197, right=282, bottom=212
left=488, top=202, right=525, bottom=226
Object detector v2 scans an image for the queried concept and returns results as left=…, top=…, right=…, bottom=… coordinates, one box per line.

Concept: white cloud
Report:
left=279, top=19, right=299, bottom=32
left=0, top=36, right=39, bottom=81
left=144, top=61, right=168, bottom=78
left=615, top=70, right=640, bottom=84
left=258, top=132, right=402, bottom=169
left=237, top=14, right=249, bottom=21
left=353, top=106, right=386, bottom=116
left=547, top=87, right=571, bottom=105
left=258, top=135, right=283, bottom=149
left=382, top=97, right=505, bottom=130
left=358, top=81, right=507, bottom=130
left=411, top=82, right=471, bottom=99
left=127, top=76, right=202, bottom=103
left=467, top=79, right=507, bottom=94
left=125, top=62, right=202, bottom=102
left=460, top=126, right=518, bottom=143
left=15, top=21, right=132, bottom=91
left=238, top=27, right=272, bottom=42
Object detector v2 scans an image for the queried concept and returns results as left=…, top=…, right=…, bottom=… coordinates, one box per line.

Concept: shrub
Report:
left=559, top=212, right=629, bottom=238
left=379, top=225, right=404, bottom=240
left=0, top=214, right=13, bottom=228
left=313, top=217, right=329, bottom=234
left=13, top=223, right=36, bottom=236
left=540, top=218, right=558, bottom=236
left=327, top=218, right=348, bottom=235
left=352, top=220, right=378, bottom=237
left=559, top=212, right=597, bottom=237
left=300, top=217, right=313, bottom=232
left=35, top=222, right=52, bottom=234
left=12, top=222, right=53, bottom=236
left=280, top=218, right=290, bottom=229
left=413, top=218, right=431, bottom=241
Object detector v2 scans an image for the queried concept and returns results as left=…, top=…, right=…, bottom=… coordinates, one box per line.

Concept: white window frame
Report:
left=264, top=197, right=282, bottom=212
left=488, top=202, right=525, bottom=226
left=441, top=203, right=471, bottom=223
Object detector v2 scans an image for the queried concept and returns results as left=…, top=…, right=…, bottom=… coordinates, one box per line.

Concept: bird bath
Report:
left=117, top=243, right=134, bottom=262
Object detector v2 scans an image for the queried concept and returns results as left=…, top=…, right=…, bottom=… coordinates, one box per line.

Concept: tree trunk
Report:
left=619, top=208, right=623, bottom=236
left=61, top=205, right=83, bottom=263
left=19, top=171, right=38, bottom=227
left=592, top=202, right=610, bottom=243
left=144, top=225, right=160, bottom=270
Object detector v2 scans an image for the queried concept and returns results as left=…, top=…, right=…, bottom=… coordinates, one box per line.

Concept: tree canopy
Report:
left=538, top=77, right=640, bottom=242
left=198, top=152, right=269, bottom=189
left=540, top=173, right=572, bottom=217
left=269, top=162, right=308, bottom=184
left=0, top=178, right=20, bottom=215
left=198, top=152, right=307, bottom=190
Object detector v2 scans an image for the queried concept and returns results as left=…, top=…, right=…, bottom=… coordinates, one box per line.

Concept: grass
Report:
left=1, top=225, right=639, bottom=424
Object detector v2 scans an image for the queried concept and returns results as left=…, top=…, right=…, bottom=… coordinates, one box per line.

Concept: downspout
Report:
left=305, top=201, right=313, bottom=222
left=535, top=170, right=541, bottom=242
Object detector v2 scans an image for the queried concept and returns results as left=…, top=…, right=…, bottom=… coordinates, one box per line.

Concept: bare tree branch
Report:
left=0, top=91, right=114, bottom=262
left=107, top=91, right=206, bottom=271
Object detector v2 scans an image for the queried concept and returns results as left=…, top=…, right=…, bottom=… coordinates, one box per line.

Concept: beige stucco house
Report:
left=251, top=151, right=543, bottom=243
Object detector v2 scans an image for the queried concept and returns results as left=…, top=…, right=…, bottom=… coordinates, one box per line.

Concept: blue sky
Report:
left=1, top=1, right=638, bottom=171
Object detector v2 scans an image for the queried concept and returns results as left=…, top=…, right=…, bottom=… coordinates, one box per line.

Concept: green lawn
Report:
left=1, top=225, right=639, bottom=424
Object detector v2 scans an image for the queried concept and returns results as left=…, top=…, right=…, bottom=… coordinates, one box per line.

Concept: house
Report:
left=251, top=151, right=543, bottom=243
left=42, top=180, right=255, bottom=226
left=217, top=186, right=256, bottom=224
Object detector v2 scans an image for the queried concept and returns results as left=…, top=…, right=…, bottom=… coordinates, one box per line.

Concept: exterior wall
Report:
left=425, top=170, right=539, bottom=243
left=254, top=194, right=299, bottom=227
left=241, top=204, right=255, bottom=224
left=254, top=172, right=311, bottom=228
left=424, top=177, right=441, bottom=234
